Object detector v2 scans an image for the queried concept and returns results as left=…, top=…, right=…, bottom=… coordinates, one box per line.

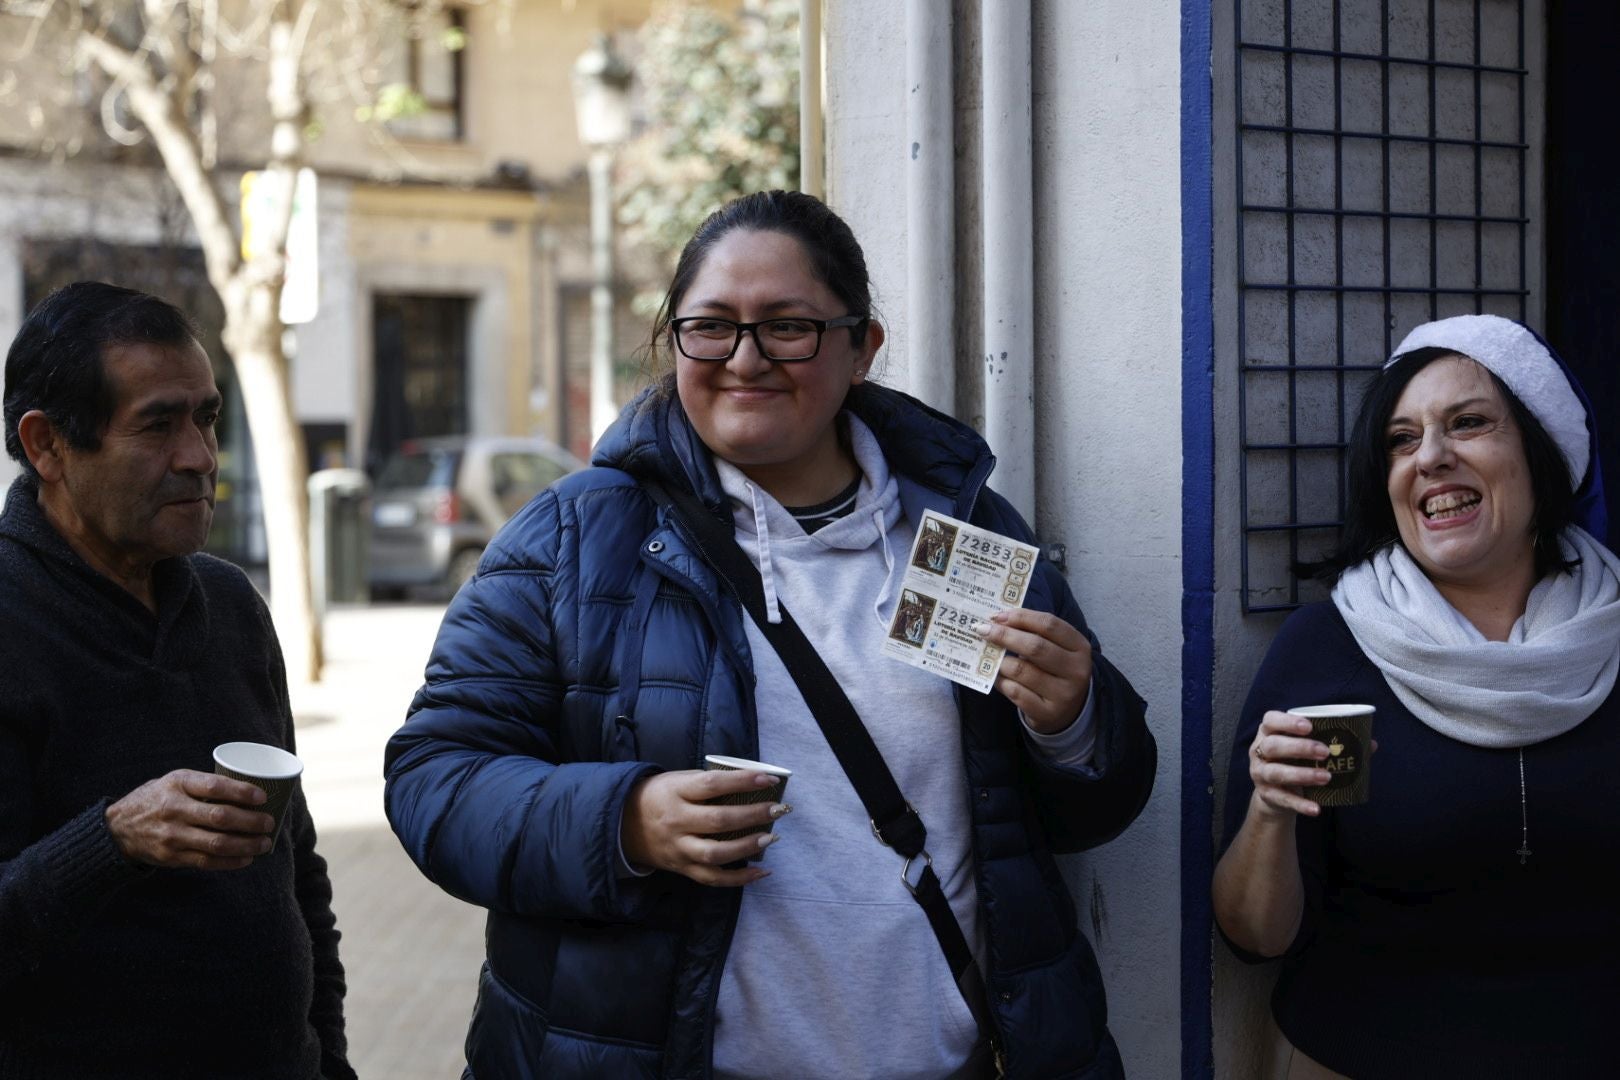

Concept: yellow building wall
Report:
left=1, top=0, right=662, bottom=188
left=303, top=0, right=659, bottom=187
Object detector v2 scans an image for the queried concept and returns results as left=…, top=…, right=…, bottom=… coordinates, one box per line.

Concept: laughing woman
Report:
left=1214, top=314, right=1620, bottom=1078
left=384, top=191, right=1156, bottom=1079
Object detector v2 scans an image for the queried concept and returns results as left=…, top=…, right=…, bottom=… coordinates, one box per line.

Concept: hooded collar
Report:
left=714, top=415, right=906, bottom=625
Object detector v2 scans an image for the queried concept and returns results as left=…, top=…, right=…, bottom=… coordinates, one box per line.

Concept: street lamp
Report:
left=572, top=34, right=634, bottom=445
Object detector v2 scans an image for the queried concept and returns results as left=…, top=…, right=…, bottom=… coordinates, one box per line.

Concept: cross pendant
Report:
left=1517, top=846, right=1532, bottom=865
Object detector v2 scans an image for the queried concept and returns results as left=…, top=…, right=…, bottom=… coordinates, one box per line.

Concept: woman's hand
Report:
left=1215, top=708, right=1368, bottom=956
left=1247, top=710, right=1335, bottom=819
left=974, top=608, right=1092, bottom=734
left=620, top=769, right=791, bottom=886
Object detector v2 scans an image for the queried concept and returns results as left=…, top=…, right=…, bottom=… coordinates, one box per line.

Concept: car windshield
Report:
left=376, top=448, right=459, bottom=490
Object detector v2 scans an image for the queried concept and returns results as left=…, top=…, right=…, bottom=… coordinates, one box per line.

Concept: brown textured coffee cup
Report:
left=1285, top=704, right=1374, bottom=807
left=213, top=741, right=303, bottom=851
left=703, top=754, right=791, bottom=859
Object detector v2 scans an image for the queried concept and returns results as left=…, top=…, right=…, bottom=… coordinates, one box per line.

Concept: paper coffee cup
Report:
left=703, top=754, right=791, bottom=857
left=213, top=741, right=303, bottom=850
left=1286, top=704, right=1374, bottom=807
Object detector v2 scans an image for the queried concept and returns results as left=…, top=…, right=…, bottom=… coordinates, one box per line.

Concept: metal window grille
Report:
left=1235, top=0, right=1530, bottom=611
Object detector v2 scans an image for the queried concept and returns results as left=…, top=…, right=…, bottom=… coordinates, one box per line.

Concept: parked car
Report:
left=368, top=435, right=585, bottom=597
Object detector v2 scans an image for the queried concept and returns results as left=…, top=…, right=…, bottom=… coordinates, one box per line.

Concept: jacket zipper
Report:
left=639, top=526, right=759, bottom=1077
left=640, top=536, right=755, bottom=684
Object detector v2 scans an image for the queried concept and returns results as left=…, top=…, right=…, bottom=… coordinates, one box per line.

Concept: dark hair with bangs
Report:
left=1301, top=347, right=1579, bottom=584
left=4, top=281, right=200, bottom=480
left=646, top=190, right=875, bottom=382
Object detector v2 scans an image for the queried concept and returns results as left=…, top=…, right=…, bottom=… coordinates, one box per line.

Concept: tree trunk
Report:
left=223, top=281, right=322, bottom=685
left=77, top=16, right=326, bottom=685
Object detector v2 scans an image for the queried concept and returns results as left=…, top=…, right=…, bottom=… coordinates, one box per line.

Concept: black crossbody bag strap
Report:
left=642, top=479, right=999, bottom=1055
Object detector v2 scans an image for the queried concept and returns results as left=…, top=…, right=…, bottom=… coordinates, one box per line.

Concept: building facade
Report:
left=0, top=0, right=662, bottom=547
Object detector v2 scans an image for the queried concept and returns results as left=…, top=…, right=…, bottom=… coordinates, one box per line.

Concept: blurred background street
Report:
left=292, top=602, right=483, bottom=1079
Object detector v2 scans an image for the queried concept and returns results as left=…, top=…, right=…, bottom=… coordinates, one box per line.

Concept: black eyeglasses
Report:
left=670, top=314, right=869, bottom=363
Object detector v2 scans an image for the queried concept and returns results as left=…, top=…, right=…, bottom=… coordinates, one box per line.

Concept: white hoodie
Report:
left=711, top=417, right=1092, bottom=1079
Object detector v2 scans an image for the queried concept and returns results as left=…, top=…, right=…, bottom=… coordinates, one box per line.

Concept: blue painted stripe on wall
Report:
left=1180, top=1, right=1216, bottom=1078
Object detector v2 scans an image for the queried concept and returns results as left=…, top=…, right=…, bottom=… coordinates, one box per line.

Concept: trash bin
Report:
left=308, top=468, right=371, bottom=612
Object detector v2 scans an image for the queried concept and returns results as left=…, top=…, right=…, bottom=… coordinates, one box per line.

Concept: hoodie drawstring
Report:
left=870, top=506, right=898, bottom=631
left=747, top=481, right=784, bottom=624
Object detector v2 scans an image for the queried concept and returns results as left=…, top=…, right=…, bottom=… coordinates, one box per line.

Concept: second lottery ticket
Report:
left=881, top=510, right=1039, bottom=694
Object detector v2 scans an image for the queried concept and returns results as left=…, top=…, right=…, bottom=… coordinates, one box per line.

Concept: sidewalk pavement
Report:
left=291, top=601, right=484, bottom=1079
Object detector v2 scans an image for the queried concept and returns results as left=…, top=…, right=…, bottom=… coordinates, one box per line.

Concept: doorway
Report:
left=368, top=293, right=471, bottom=471
left=1544, top=1, right=1619, bottom=544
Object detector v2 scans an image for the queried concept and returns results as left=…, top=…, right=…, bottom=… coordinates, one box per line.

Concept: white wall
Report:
left=825, top=2, right=1186, bottom=1075
left=823, top=8, right=910, bottom=386
left=1033, top=5, right=1184, bottom=1075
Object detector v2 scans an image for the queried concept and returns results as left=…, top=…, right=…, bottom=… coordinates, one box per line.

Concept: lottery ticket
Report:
left=881, top=510, right=1039, bottom=693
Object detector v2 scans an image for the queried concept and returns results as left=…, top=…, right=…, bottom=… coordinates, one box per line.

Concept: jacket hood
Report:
left=592, top=377, right=996, bottom=512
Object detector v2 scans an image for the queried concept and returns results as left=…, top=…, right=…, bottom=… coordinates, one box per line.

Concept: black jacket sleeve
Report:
left=0, top=642, right=149, bottom=991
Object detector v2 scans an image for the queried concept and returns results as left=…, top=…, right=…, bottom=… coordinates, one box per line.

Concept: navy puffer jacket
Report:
left=384, top=382, right=1156, bottom=1078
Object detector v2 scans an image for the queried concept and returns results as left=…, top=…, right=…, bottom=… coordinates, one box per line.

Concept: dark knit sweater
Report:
left=1221, top=601, right=1620, bottom=1079
left=0, top=478, right=354, bottom=1080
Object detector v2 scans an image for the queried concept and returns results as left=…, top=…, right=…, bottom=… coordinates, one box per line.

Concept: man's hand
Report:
left=105, top=769, right=275, bottom=870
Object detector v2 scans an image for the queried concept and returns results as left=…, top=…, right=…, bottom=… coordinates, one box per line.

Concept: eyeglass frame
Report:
left=668, top=314, right=870, bottom=363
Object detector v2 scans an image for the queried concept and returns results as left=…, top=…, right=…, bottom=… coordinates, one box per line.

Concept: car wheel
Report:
left=371, top=584, right=408, bottom=603
left=446, top=547, right=484, bottom=594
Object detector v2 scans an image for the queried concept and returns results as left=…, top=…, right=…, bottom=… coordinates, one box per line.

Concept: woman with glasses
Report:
left=384, top=190, right=1156, bottom=1079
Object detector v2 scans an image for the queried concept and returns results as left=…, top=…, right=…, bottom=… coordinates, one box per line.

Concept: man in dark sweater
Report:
left=0, top=283, right=354, bottom=1079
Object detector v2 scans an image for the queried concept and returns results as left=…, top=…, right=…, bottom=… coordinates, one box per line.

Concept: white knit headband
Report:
left=1387, top=313, right=1589, bottom=491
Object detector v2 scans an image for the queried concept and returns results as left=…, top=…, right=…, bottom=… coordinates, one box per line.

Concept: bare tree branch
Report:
left=245, top=5, right=308, bottom=289
left=194, top=0, right=218, bottom=166
left=78, top=29, right=242, bottom=291
left=213, top=0, right=280, bottom=56
left=98, top=80, right=145, bottom=145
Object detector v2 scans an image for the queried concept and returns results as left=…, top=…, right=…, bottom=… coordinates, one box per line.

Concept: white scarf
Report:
left=1331, top=527, right=1620, bottom=748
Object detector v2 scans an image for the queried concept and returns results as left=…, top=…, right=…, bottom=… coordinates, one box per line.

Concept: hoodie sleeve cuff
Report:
left=615, top=813, right=656, bottom=880
left=1020, top=680, right=1098, bottom=769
